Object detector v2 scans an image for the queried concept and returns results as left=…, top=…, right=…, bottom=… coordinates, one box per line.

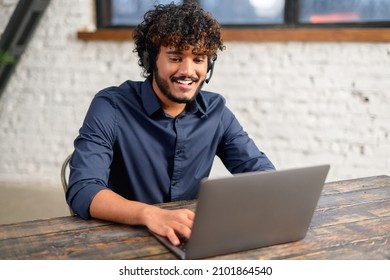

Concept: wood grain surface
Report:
left=1, top=176, right=389, bottom=260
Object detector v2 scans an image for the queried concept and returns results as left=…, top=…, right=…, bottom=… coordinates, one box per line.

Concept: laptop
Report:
left=152, top=164, right=330, bottom=259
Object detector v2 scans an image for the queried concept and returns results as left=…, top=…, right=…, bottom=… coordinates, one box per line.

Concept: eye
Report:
left=169, top=56, right=181, bottom=63
left=195, top=57, right=206, bottom=64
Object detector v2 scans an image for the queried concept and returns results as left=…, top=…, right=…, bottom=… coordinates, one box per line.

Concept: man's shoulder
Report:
left=98, top=80, right=143, bottom=96
left=93, top=80, right=147, bottom=108
left=199, top=90, right=226, bottom=106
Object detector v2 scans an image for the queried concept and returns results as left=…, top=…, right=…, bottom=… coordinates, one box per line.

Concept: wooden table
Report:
left=1, top=175, right=390, bottom=260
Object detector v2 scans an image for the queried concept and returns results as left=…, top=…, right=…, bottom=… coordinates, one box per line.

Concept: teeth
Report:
left=177, top=80, right=192, bottom=85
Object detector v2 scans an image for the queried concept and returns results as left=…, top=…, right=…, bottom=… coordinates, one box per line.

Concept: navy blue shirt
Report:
left=67, top=78, right=275, bottom=219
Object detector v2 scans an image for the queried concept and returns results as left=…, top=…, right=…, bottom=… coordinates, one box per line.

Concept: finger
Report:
left=172, top=221, right=192, bottom=241
left=165, top=228, right=180, bottom=246
left=174, top=209, right=195, bottom=228
left=185, top=209, right=195, bottom=221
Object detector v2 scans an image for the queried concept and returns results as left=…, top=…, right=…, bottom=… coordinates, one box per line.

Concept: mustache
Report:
left=171, top=76, right=200, bottom=83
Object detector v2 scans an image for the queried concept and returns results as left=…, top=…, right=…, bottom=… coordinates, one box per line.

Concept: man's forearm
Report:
left=89, top=189, right=151, bottom=225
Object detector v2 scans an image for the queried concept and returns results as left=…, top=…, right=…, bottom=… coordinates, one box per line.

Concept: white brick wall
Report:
left=0, top=0, right=17, bottom=31
left=1, top=0, right=389, bottom=187
left=211, top=42, right=390, bottom=181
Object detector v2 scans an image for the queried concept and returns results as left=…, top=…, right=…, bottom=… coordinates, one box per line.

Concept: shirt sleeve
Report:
left=217, top=106, right=275, bottom=173
left=66, top=91, right=117, bottom=219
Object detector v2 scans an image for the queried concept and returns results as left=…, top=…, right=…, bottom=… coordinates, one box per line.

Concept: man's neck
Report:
left=161, top=102, right=186, bottom=118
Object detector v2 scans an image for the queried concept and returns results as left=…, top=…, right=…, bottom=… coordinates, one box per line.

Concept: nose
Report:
left=178, top=58, right=195, bottom=77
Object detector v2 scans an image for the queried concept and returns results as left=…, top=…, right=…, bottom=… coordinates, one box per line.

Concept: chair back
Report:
left=61, top=154, right=75, bottom=216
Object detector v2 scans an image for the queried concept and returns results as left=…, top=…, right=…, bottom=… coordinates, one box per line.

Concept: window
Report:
left=96, top=0, right=390, bottom=28
left=198, top=0, right=285, bottom=26
left=96, top=0, right=182, bottom=28
left=96, top=0, right=287, bottom=28
left=84, top=1, right=390, bottom=43
left=299, top=0, right=390, bottom=26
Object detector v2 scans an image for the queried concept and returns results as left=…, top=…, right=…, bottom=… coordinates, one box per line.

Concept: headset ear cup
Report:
left=207, top=57, right=214, bottom=73
left=206, top=56, right=216, bottom=84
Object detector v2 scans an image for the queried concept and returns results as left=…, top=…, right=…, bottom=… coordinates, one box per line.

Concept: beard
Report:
left=154, top=67, right=204, bottom=104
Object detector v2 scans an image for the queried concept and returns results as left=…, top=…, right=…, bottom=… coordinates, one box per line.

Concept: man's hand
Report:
left=89, top=189, right=195, bottom=246
left=143, top=206, right=195, bottom=246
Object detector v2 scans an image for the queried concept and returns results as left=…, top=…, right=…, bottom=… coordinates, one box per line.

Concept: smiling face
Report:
left=152, top=45, right=208, bottom=107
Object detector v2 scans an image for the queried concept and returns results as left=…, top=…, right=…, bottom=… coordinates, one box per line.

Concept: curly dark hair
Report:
left=133, top=2, right=225, bottom=77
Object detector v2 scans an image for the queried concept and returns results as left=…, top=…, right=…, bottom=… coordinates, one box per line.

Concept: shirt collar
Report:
left=141, top=77, right=208, bottom=118
left=141, top=77, right=162, bottom=116
left=193, top=94, right=208, bottom=117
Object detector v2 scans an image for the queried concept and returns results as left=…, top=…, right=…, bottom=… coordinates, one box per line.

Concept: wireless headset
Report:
left=142, top=51, right=217, bottom=83
left=205, top=55, right=217, bottom=84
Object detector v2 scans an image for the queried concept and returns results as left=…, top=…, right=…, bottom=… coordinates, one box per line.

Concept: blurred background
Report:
left=1, top=0, right=389, bottom=224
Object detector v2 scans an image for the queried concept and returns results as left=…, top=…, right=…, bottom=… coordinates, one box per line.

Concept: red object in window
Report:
left=310, top=12, right=359, bottom=24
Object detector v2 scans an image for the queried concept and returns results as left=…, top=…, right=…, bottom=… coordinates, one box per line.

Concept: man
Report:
left=67, top=2, right=275, bottom=246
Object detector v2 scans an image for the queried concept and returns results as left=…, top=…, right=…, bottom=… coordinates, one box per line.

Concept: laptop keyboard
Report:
left=177, top=237, right=188, bottom=252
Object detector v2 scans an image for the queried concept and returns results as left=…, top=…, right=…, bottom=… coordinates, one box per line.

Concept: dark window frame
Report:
left=96, top=0, right=113, bottom=28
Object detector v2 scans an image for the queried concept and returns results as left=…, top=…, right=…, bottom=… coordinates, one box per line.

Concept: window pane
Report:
left=299, top=0, right=390, bottom=24
left=199, top=0, right=285, bottom=25
left=111, top=0, right=183, bottom=26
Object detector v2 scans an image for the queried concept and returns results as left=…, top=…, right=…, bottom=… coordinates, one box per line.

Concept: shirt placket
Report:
left=170, top=116, right=185, bottom=201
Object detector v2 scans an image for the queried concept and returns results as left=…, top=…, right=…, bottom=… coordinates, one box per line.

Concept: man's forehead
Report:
left=163, top=45, right=207, bottom=56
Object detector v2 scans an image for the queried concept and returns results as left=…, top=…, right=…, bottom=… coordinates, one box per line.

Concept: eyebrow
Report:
left=165, top=49, right=207, bottom=57
left=166, top=50, right=182, bottom=55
